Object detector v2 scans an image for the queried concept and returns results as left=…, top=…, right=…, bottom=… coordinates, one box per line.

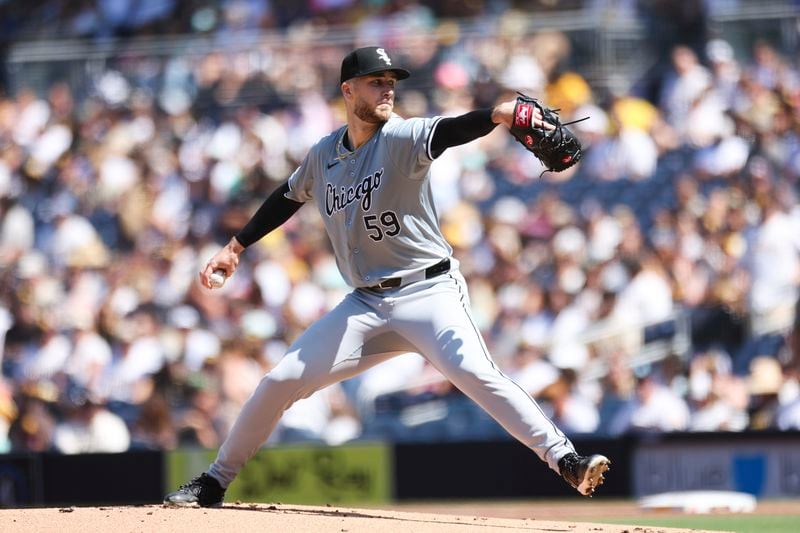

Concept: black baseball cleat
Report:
left=164, top=473, right=226, bottom=507
left=558, top=453, right=611, bottom=497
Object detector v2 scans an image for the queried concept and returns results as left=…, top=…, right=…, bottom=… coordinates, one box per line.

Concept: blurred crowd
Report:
left=0, top=1, right=684, bottom=40
left=2, top=1, right=800, bottom=455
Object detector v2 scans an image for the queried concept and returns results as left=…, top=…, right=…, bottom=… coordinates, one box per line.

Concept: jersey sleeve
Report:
left=285, top=151, right=317, bottom=203
left=384, top=116, right=443, bottom=178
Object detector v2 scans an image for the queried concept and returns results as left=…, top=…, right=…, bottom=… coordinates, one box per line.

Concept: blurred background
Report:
left=1, top=0, right=800, bottom=511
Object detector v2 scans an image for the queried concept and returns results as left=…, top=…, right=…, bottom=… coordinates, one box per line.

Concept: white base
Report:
left=637, top=490, right=757, bottom=514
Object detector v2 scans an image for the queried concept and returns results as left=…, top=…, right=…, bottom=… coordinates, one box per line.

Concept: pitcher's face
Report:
left=345, top=72, right=397, bottom=124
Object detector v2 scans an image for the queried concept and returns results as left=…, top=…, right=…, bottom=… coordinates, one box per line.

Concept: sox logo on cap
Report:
left=376, top=48, right=392, bottom=65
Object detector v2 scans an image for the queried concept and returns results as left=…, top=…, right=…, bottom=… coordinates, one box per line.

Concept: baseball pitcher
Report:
left=165, top=46, right=609, bottom=507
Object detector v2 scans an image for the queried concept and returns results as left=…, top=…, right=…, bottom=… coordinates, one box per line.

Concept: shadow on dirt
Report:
left=221, top=503, right=557, bottom=530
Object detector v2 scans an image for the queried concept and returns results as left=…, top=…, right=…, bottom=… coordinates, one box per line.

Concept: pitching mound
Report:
left=1, top=503, right=720, bottom=532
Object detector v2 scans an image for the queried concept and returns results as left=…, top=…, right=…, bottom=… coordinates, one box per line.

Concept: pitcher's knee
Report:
left=256, top=370, right=318, bottom=407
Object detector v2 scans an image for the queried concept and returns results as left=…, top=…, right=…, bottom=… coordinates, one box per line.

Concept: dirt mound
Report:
left=1, top=503, right=720, bottom=532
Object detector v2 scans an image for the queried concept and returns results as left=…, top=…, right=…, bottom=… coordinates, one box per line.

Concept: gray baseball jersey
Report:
left=204, top=113, right=579, bottom=492
left=286, top=114, right=451, bottom=287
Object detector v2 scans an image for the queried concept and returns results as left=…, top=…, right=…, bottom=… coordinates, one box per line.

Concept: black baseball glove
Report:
left=509, top=92, right=587, bottom=173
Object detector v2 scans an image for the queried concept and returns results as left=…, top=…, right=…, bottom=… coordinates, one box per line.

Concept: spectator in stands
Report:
left=0, top=198, right=34, bottom=267
left=53, top=384, right=130, bottom=454
left=100, top=305, right=165, bottom=405
left=272, top=383, right=360, bottom=446
left=64, top=323, right=113, bottom=402
left=175, top=371, right=225, bottom=449
left=17, top=317, right=71, bottom=384
left=508, top=339, right=560, bottom=398
left=659, top=45, right=713, bottom=138
left=744, top=163, right=800, bottom=336
left=131, top=390, right=178, bottom=450
left=613, top=253, right=674, bottom=327
left=167, top=305, right=221, bottom=373
left=537, top=369, right=600, bottom=434
left=746, top=355, right=785, bottom=429
left=7, top=385, right=57, bottom=452
left=609, top=372, right=691, bottom=434
left=579, top=97, right=662, bottom=181
left=687, top=349, right=749, bottom=431
left=748, top=40, right=799, bottom=93
left=596, top=355, right=635, bottom=435
left=706, top=38, right=741, bottom=108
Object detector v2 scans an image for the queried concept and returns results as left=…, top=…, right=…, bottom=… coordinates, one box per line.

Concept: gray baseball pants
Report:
left=208, top=270, right=576, bottom=487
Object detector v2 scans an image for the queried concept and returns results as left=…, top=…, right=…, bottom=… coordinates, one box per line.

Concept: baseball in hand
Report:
left=209, top=269, right=227, bottom=289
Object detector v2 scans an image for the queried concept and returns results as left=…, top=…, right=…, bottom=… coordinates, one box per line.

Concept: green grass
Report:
left=600, top=514, right=799, bottom=533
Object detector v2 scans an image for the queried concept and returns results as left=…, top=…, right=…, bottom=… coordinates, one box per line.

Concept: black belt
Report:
left=370, top=258, right=451, bottom=290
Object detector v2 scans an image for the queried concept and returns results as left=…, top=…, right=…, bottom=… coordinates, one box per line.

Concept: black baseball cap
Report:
left=340, top=46, right=410, bottom=84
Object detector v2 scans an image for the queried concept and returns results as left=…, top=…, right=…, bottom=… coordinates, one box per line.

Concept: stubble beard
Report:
left=354, top=97, right=391, bottom=124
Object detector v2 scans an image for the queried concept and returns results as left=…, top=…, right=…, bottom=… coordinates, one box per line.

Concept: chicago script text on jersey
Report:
left=325, top=168, right=384, bottom=216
